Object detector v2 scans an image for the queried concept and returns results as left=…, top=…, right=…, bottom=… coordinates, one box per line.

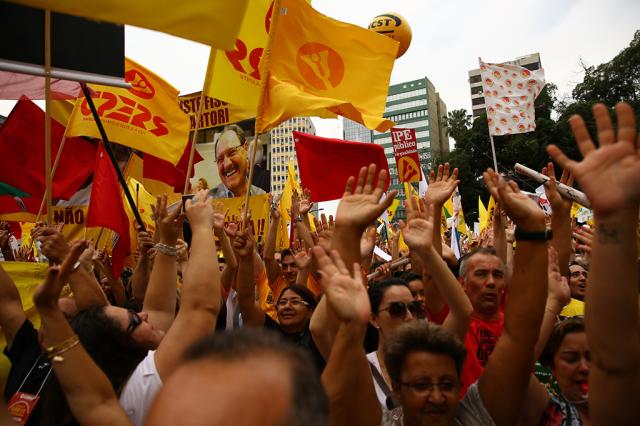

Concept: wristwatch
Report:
left=514, top=228, right=553, bottom=241
left=295, top=214, right=304, bottom=223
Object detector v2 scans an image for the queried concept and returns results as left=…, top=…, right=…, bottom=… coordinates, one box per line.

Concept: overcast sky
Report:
left=2, top=0, right=639, bottom=140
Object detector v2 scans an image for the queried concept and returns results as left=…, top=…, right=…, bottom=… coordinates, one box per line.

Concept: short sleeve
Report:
left=119, top=350, right=163, bottom=426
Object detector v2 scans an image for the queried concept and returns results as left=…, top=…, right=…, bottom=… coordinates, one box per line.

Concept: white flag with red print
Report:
left=479, top=60, right=545, bottom=136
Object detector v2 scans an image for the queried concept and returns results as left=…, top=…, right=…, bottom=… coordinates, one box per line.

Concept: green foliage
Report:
left=440, top=31, right=640, bottom=224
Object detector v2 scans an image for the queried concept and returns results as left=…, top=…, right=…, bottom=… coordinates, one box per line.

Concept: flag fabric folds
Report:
left=143, top=141, right=203, bottom=194
left=478, top=196, right=489, bottom=233
left=12, top=0, right=249, bottom=50
left=0, top=98, right=97, bottom=199
left=66, top=57, right=189, bottom=165
left=293, top=132, right=389, bottom=202
left=479, top=60, right=546, bottom=136
left=86, top=144, right=130, bottom=278
left=255, top=0, right=398, bottom=133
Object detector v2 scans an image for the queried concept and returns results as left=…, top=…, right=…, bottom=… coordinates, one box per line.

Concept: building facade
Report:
left=269, top=116, right=316, bottom=194
left=468, top=53, right=542, bottom=118
left=342, top=118, right=372, bottom=142
left=369, top=77, right=449, bottom=219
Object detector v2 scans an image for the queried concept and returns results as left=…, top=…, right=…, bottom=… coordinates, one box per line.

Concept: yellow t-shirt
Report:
left=560, top=298, right=585, bottom=318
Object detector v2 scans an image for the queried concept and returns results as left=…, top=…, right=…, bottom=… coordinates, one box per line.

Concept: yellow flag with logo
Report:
left=66, top=58, right=189, bottom=165
left=255, top=0, right=398, bottom=133
left=14, top=0, right=249, bottom=49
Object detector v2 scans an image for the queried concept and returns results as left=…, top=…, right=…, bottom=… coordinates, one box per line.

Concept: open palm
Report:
left=424, top=163, right=459, bottom=206
left=399, top=197, right=434, bottom=251
left=547, top=103, right=640, bottom=216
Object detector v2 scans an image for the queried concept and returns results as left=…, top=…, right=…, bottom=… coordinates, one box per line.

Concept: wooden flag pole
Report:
left=44, top=10, right=53, bottom=224
left=80, top=83, right=145, bottom=229
left=35, top=133, right=68, bottom=223
left=489, top=134, right=498, bottom=171
left=241, top=134, right=260, bottom=228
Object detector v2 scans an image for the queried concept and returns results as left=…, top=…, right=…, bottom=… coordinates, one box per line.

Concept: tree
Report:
left=442, top=109, right=472, bottom=143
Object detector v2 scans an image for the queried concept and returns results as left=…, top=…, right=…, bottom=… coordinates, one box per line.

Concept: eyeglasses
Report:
left=399, top=380, right=460, bottom=395
left=379, top=301, right=422, bottom=318
left=127, top=310, right=142, bottom=334
left=277, top=298, right=309, bottom=308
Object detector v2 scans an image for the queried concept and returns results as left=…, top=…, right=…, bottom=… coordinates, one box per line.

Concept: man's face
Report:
left=393, top=351, right=461, bottom=426
left=281, top=254, right=298, bottom=285
left=568, top=264, right=588, bottom=300
left=216, top=130, right=248, bottom=195
left=461, top=254, right=505, bottom=317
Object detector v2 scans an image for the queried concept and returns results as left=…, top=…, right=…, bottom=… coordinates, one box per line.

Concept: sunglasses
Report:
left=127, top=310, right=142, bottom=334
left=379, top=301, right=422, bottom=318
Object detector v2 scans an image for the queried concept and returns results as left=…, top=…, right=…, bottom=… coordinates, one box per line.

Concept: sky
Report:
left=2, top=0, right=639, bottom=134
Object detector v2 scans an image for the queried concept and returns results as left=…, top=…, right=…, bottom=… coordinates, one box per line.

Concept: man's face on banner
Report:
left=216, top=130, right=248, bottom=196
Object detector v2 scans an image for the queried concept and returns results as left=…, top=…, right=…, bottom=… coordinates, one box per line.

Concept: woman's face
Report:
left=552, top=331, right=590, bottom=403
left=372, top=285, right=416, bottom=341
left=276, top=289, right=313, bottom=332
left=394, top=351, right=461, bottom=426
left=104, top=306, right=164, bottom=350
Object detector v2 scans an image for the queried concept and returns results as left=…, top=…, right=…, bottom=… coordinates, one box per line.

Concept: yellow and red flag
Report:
left=66, top=58, right=189, bottom=165
left=12, top=0, right=249, bottom=50
left=255, top=0, right=398, bottom=133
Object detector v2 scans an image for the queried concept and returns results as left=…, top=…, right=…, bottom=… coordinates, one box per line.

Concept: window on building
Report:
left=471, top=85, right=483, bottom=95
left=469, top=74, right=482, bottom=83
left=472, top=97, right=485, bottom=106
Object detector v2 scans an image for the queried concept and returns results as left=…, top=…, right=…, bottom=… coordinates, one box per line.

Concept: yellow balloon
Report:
left=368, top=13, right=412, bottom=58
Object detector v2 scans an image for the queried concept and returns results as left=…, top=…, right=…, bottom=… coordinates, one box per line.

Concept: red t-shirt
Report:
left=461, top=312, right=504, bottom=395
left=425, top=304, right=449, bottom=325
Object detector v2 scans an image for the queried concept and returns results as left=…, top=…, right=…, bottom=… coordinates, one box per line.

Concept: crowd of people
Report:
left=0, top=102, right=638, bottom=425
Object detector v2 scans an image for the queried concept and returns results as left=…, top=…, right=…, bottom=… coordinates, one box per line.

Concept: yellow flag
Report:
left=66, top=58, right=189, bottom=165
left=255, top=0, right=398, bottom=133
left=15, top=0, right=249, bottom=49
left=387, top=199, right=400, bottom=223
left=479, top=196, right=489, bottom=233
left=178, top=91, right=255, bottom=131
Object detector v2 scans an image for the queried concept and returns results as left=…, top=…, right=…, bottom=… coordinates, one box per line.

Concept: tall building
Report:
left=468, top=53, right=542, bottom=118
left=342, top=118, right=372, bottom=142
left=269, top=117, right=316, bottom=194
left=371, top=77, right=449, bottom=219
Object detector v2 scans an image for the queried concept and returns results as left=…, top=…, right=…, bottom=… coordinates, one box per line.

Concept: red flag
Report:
left=0, top=98, right=97, bottom=199
left=293, top=132, right=389, bottom=202
left=143, top=141, right=203, bottom=193
left=87, top=144, right=130, bottom=278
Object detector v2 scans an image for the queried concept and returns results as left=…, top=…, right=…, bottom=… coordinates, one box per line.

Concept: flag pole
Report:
left=79, top=83, right=145, bottom=229
left=44, top=10, right=53, bottom=224
left=489, top=134, right=498, bottom=171
left=35, top=133, right=68, bottom=223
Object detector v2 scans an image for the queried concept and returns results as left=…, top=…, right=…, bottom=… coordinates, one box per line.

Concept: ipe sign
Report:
left=390, top=128, right=421, bottom=183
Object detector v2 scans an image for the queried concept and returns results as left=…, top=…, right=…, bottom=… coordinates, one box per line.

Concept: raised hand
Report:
left=547, top=246, right=570, bottom=307
left=152, top=194, right=185, bottom=245
left=230, top=225, right=254, bottom=259
left=573, top=226, right=594, bottom=254
left=211, top=201, right=228, bottom=232
left=292, top=239, right=312, bottom=269
left=299, top=189, right=314, bottom=215
left=33, top=240, right=85, bottom=312
left=359, top=225, right=377, bottom=259
left=37, top=227, right=70, bottom=264
left=547, top=102, right=640, bottom=216
left=483, top=170, right=545, bottom=230
left=399, top=196, right=434, bottom=252
left=268, top=192, right=282, bottom=221
left=424, top=163, right=459, bottom=207
left=314, top=213, right=335, bottom=253
left=542, top=162, right=574, bottom=214
left=185, top=190, right=214, bottom=230
left=136, top=227, right=155, bottom=258
left=335, top=164, right=396, bottom=231
left=313, top=247, right=370, bottom=324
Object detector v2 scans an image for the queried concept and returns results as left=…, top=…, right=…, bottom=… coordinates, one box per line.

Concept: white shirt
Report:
left=367, top=351, right=391, bottom=409
left=119, top=350, right=163, bottom=426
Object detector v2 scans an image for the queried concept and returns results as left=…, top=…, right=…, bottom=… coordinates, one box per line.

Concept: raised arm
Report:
left=478, top=170, right=548, bottom=426
left=33, top=243, right=131, bottom=426
left=264, top=194, right=283, bottom=284
left=423, top=163, right=459, bottom=258
left=154, top=190, right=221, bottom=380
left=142, top=195, right=184, bottom=333
left=231, top=223, right=265, bottom=327
left=399, top=196, right=472, bottom=341
left=543, top=162, right=574, bottom=277
left=314, top=247, right=380, bottom=426
left=130, top=227, right=154, bottom=305
left=212, top=202, right=237, bottom=292
left=548, top=102, right=640, bottom=424
left=0, top=263, right=27, bottom=350
left=93, top=250, right=127, bottom=306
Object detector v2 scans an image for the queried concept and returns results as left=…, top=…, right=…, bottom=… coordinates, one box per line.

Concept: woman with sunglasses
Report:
left=367, top=196, right=473, bottom=410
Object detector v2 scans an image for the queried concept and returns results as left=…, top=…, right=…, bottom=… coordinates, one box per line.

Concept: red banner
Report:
left=390, top=128, right=421, bottom=183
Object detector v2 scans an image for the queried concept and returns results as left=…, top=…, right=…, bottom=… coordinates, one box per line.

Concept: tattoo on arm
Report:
left=597, top=224, right=620, bottom=244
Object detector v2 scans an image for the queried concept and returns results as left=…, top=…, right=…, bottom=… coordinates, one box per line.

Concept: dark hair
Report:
left=367, top=278, right=409, bottom=314
left=280, top=248, right=294, bottom=260
left=185, top=328, right=328, bottom=426
left=459, top=247, right=502, bottom=279
left=568, top=260, right=589, bottom=271
left=400, top=272, right=422, bottom=283
left=385, top=321, right=467, bottom=383
left=70, top=305, right=148, bottom=394
left=539, top=317, right=585, bottom=368
left=278, top=285, right=317, bottom=310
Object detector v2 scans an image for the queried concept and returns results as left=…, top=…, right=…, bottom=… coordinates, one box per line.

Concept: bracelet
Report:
left=155, top=243, right=178, bottom=257
left=45, top=334, right=80, bottom=362
left=514, top=228, right=552, bottom=241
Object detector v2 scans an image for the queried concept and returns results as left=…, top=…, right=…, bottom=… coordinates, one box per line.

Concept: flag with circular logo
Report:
left=66, top=58, right=189, bottom=165
left=255, top=0, right=398, bottom=133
